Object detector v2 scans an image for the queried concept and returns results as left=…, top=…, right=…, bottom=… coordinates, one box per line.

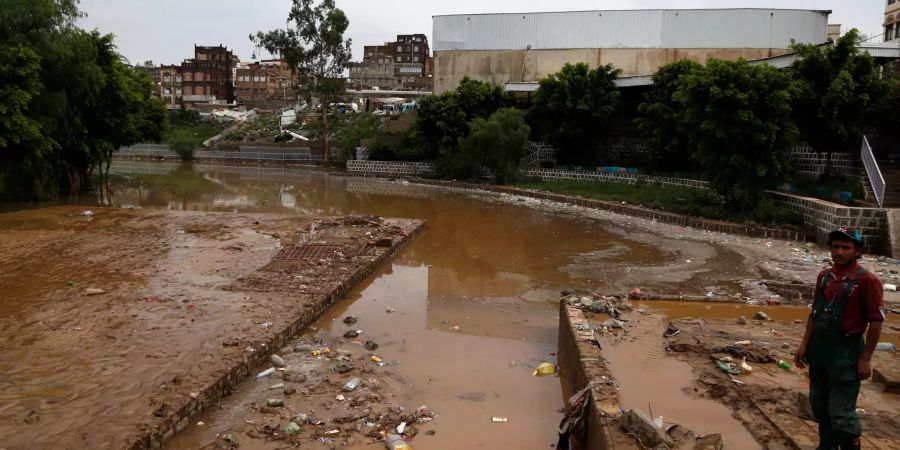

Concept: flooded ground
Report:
left=2, top=161, right=898, bottom=449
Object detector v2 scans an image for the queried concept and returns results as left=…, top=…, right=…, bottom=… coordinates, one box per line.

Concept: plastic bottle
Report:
left=256, top=367, right=276, bottom=379
left=344, top=377, right=361, bottom=391
left=777, top=360, right=790, bottom=370
left=734, top=340, right=752, bottom=346
left=875, top=342, right=896, bottom=352
left=385, top=434, right=411, bottom=450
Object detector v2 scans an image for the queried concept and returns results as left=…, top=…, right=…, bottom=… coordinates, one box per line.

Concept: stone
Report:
left=293, top=343, right=313, bottom=353
left=753, top=311, right=769, bottom=321
left=284, top=386, right=297, bottom=396
left=283, top=421, right=301, bottom=435
left=737, top=316, right=747, bottom=325
left=695, top=433, right=723, bottom=450
left=364, top=340, right=379, bottom=351
left=601, top=319, right=625, bottom=329
left=666, top=424, right=696, bottom=450
left=620, top=409, right=674, bottom=448
left=270, top=354, right=286, bottom=368
left=332, top=361, right=355, bottom=374
left=797, top=391, right=815, bottom=420
left=342, top=316, right=357, bottom=324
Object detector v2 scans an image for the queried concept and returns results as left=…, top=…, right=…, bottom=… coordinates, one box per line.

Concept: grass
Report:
left=163, top=120, right=224, bottom=144
left=514, top=179, right=803, bottom=228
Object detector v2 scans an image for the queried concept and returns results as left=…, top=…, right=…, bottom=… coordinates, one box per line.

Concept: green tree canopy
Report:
left=449, top=108, right=530, bottom=184
left=634, top=59, right=703, bottom=171
left=529, top=62, right=621, bottom=165
left=252, top=0, right=352, bottom=162
left=790, top=29, right=883, bottom=155
left=415, top=77, right=514, bottom=159
left=674, top=59, right=797, bottom=211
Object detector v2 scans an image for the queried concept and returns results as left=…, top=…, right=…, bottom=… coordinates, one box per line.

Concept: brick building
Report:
left=181, top=45, right=236, bottom=103
left=351, top=34, right=433, bottom=91
left=137, top=64, right=182, bottom=107
left=235, top=59, right=296, bottom=106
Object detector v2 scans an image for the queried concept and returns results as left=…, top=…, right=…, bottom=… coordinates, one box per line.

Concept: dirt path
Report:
left=0, top=206, right=419, bottom=449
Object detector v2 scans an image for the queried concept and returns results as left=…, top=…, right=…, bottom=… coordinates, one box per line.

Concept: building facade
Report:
left=432, top=9, right=831, bottom=92
left=351, top=34, right=433, bottom=91
left=887, top=0, right=900, bottom=41
left=181, top=45, right=236, bottom=103
left=235, top=59, right=295, bottom=105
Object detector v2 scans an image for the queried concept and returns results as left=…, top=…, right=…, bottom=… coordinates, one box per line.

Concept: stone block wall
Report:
left=523, top=168, right=711, bottom=191
left=790, top=149, right=860, bottom=177
left=346, top=160, right=434, bottom=177
left=769, top=191, right=887, bottom=251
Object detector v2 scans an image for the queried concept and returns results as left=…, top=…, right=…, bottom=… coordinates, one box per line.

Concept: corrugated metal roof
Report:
left=434, top=9, right=829, bottom=51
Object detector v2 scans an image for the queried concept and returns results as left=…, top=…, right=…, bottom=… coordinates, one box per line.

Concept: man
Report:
left=794, top=228, right=885, bottom=450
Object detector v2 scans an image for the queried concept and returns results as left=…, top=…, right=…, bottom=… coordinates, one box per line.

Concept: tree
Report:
left=454, top=108, right=530, bottom=184
left=674, top=59, right=797, bottom=211
left=415, top=77, right=513, bottom=159
left=252, top=0, right=351, bottom=163
left=634, top=59, right=703, bottom=171
left=790, top=29, right=883, bottom=161
left=529, top=62, right=621, bottom=165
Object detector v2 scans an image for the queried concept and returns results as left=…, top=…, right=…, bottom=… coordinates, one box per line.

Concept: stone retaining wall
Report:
left=524, top=168, right=711, bottom=191
left=558, top=300, right=631, bottom=449
left=346, top=160, right=434, bottom=177
left=790, top=150, right=860, bottom=177
left=769, top=191, right=888, bottom=251
left=129, top=220, right=426, bottom=450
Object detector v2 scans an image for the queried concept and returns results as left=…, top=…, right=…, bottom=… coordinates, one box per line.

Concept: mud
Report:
left=0, top=206, right=419, bottom=449
left=663, top=316, right=900, bottom=449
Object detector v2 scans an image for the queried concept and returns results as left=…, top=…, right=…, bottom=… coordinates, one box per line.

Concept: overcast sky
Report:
left=77, top=0, right=887, bottom=65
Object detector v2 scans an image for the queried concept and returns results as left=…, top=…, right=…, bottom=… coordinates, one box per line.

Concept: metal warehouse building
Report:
left=432, top=8, right=830, bottom=92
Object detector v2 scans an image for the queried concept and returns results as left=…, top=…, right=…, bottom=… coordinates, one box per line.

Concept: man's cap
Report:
left=828, top=227, right=863, bottom=245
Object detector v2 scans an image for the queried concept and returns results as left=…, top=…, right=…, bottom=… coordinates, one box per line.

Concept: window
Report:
left=890, top=0, right=897, bottom=5
left=413, top=56, right=419, bottom=62
left=413, top=45, right=419, bottom=52
left=888, top=24, right=895, bottom=41
left=396, top=46, right=401, bottom=52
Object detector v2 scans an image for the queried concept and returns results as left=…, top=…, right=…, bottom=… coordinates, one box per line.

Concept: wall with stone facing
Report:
left=346, top=160, right=434, bottom=177
left=790, top=149, right=860, bottom=177
left=524, top=168, right=710, bottom=191
left=768, top=191, right=887, bottom=251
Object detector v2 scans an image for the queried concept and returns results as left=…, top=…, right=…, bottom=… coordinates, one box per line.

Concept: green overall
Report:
left=807, top=268, right=866, bottom=448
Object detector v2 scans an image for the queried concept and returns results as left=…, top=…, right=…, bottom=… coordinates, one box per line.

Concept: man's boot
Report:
left=838, top=436, right=861, bottom=450
left=817, top=421, right=836, bottom=450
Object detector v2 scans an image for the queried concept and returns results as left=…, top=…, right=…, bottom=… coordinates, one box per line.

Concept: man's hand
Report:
left=794, top=344, right=807, bottom=368
left=858, top=358, right=873, bottom=380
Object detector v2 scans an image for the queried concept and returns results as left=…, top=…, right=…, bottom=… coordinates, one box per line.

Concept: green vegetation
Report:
left=437, top=108, right=530, bottom=183
left=515, top=179, right=802, bottom=227
left=252, top=0, right=352, bottom=161
left=0, top=0, right=165, bottom=200
left=528, top=62, right=621, bottom=165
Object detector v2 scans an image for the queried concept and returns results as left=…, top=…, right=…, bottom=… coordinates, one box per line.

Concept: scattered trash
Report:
left=884, top=283, right=897, bottom=292
left=370, top=354, right=383, bottom=363
left=269, top=383, right=284, bottom=390
left=336, top=394, right=345, bottom=401
left=311, top=347, right=332, bottom=357
left=729, top=376, right=744, bottom=385
left=324, top=429, right=340, bottom=435
left=718, top=356, right=734, bottom=363
left=256, top=367, right=276, bottom=379
left=628, top=287, right=642, bottom=299
left=777, top=360, right=791, bottom=371
left=342, top=315, right=358, bottom=324
left=601, top=319, right=624, bottom=329
left=653, top=416, right=664, bottom=428
left=385, top=433, right=412, bottom=450
left=343, top=330, right=361, bottom=339
left=80, top=210, right=94, bottom=217
left=344, top=377, right=361, bottom=391
left=364, top=340, right=379, bottom=351
left=332, top=360, right=355, bottom=373
left=733, top=340, right=752, bottom=346
left=197, top=421, right=205, bottom=426
left=492, top=416, right=508, bottom=422
left=83, top=288, right=106, bottom=296
left=259, top=322, right=272, bottom=330
left=753, top=312, right=769, bottom=321
left=533, top=362, right=557, bottom=377
left=662, top=323, right=680, bottom=337
left=736, top=316, right=747, bottom=325
left=386, top=307, right=395, bottom=313
left=716, top=362, right=741, bottom=375
left=266, top=399, right=284, bottom=407
left=283, top=421, right=301, bottom=435
left=875, top=342, right=896, bottom=352
left=270, top=354, right=286, bottom=368
left=740, top=358, right=753, bottom=373
left=450, top=325, right=461, bottom=331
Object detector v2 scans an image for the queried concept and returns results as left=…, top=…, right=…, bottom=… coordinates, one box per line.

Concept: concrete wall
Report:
left=434, top=47, right=789, bottom=92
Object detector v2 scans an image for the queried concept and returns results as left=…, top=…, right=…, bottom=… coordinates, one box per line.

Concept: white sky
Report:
left=77, top=0, right=888, bottom=65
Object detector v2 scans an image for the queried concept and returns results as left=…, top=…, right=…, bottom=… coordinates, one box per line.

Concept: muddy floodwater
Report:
left=2, top=161, right=896, bottom=449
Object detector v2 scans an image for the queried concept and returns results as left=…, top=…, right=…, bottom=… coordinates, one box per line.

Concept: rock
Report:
left=284, top=421, right=301, bottom=435
left=342, top=316, right=357, bottom=324
left=695, top=433, right=723, bottom=450
left=797, top=391, right=814, bottom=420
left=270, top=354, right=286, bottom=368
left=364, top=340, right=379, bottom=351
left=601, top=319, right=625, bottom=329
left=736, top=316, right=747, bottom=325
left=343, top=330, right=360, bottom=339
left=83, top=288, right=106, bottom=296
left=332, top=361, right=355, bottom=374
left=284, top=386, right=297, bottom=396
left=293, top=343, right=313, bottom=353
left=620, top=409, right=674, bottom=448
left=666, top=424, right=696, bottom=450
left=426, top=429, right=436, bottom=435
left=753, top=311, right=769, bottom=321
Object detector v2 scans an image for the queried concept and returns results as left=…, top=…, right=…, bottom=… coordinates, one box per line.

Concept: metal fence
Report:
left=117, top=144, right=340, bottom=164
left=860, top=135, right=885, bottom=208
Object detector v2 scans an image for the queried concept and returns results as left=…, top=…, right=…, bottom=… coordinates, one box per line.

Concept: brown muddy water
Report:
left=0, top=161, right=845, bottom=448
